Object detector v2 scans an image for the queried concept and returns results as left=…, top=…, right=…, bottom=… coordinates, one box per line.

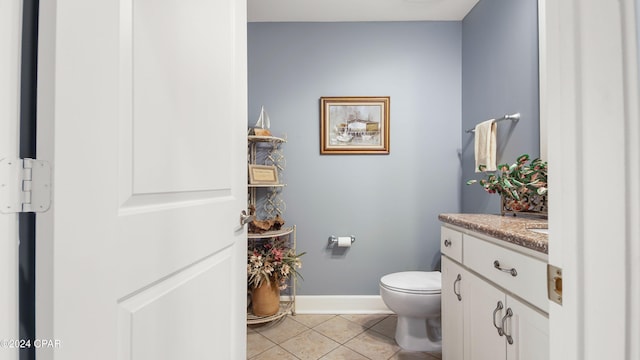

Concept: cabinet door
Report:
left=464, top=271, right=507, bottom=360
left=505, top=296, right=549, bottom=360
left=441, top=256, right=465, bottom=360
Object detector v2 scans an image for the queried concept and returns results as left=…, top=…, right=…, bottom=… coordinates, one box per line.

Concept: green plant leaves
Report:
left=466, top=154, right=548, bottom=203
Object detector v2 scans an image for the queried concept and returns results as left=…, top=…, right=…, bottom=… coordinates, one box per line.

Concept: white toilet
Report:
left=379, top=271, right=442, bottom=352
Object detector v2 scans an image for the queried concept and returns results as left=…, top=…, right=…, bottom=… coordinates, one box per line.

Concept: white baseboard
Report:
left=286, top=295, right=393, bottom=314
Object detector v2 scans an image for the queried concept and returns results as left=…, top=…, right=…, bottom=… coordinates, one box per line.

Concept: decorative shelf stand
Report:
left=247, top=225, right=297, bottom=325
left=248, top=135, right=287, bottom=220
left=247, top=135, right=297, bottom=324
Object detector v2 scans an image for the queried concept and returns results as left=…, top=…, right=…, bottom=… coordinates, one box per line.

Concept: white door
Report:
left=34, top=0, right=247, bottom=359
left=543, top=1, right=640, bottom=360
left=0, top=1, right=22, bottom=359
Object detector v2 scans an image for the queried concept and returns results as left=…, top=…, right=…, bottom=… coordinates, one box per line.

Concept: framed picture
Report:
left=248, top=165, right=279, bottom=185
left=320, top=96, right=390, bottom=155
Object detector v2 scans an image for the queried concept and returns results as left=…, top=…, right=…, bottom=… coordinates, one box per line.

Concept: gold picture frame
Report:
left=248, top=165, right=279, bottom=185
left=320, top=96, right=390, bottom=155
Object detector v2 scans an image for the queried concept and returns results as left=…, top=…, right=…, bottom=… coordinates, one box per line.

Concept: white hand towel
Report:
left=474, top=119, right=497, bottom=172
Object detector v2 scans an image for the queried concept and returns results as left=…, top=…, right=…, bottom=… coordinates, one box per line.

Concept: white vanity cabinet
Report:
left=441, top=225, right=549, bottom=360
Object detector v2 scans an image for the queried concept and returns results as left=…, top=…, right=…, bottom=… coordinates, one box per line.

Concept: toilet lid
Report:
left=380, top=271, right=441, bottom=294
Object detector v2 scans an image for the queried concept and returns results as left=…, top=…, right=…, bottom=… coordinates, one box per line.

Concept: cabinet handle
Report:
left=444, top=239, right=452, bottom=247
left=453, top=274, right=462, bottom=301
left=492, top=301, right=504, bottom=336
left=493, top=260, right=518, bottom=277
left=501, top=308, right=514, bottom=345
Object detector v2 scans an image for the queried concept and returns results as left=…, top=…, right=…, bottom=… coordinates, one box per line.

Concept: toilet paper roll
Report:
left=337, top=237, right=352, bottom=247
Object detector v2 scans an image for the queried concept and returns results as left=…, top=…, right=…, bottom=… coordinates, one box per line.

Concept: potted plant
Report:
left=466, top=154, right=548, bottom=214
left=247, top=237, right=305, bottom=316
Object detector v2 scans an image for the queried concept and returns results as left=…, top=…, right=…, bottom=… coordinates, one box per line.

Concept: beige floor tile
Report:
left=389, top=350, right=442, bottom=360
left=279, top=329, right=341, bottom=360
left=368, top=315, right=397, bottom=339
left=319, top=346, right=370, bottom=360
left=313, top=315, right=367, bottom=344
left=246, top=331, right=276, bottom=359
left=291, top=314, right=336, bottom=328
left=254, top=316, right=309, bottom=344
left=339, top=314, right=389, bottom=328
left=247, top=314, right=441, bottom=360
left=248, top=315, right=288, bottom=332
left=344, top=329, right=400, bottom=360
left=249, top=346, right=300, bottom=360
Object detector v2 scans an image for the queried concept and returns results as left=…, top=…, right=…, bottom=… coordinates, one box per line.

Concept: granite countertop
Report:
left=438, top=213, right=548, bottom=254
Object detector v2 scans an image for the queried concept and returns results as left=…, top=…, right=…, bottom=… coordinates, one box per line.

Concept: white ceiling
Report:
left=248, top=0, right=480, bottom=22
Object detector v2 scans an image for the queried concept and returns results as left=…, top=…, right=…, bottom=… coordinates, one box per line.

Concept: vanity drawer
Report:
left=441, top=226, right=463, bottom=263
left=463, top=234, right=548, bottom=312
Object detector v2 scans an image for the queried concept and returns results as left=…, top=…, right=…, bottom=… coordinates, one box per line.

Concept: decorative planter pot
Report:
left=251, top=279, right=280, bottom=317
left=502, top=193, right=548, bottom=217
left=506, top=199, right=530, bottom=212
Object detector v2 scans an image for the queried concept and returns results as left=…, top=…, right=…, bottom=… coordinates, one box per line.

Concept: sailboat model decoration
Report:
left=248, top=106, right=272, bottom=136
left=255, top=106, right=270, bottom=129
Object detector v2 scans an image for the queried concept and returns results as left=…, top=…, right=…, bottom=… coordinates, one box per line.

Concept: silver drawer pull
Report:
left=492, top=301, right=504, bottom=336
left=493, top=260, right=518, bottom=277
left=444, top=239, right=452, bottom=247
left=501, top=308, right=514, bottom=345
left=453, top=274, right=462, bottom=301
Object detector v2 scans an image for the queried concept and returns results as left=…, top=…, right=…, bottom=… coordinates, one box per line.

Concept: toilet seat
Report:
left=380, top=271, right=441, bottom=295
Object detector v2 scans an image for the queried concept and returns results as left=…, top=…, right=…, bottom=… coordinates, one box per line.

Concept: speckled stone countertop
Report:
left=438, top=213, right=549, bottom=254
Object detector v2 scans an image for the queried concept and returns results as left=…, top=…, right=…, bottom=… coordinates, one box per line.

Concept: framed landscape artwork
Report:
left=320, top=96, right=390, bottom=155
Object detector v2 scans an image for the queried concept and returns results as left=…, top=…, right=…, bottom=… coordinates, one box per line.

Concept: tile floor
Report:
left=247, top=314, right=442, bottom=360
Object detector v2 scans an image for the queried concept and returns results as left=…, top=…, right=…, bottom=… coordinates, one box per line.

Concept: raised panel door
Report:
left=464, top=271, right=506, bottom=360
left=441, top=256, right=465, bottom=360
left=506, top=296, right=549, bottom=360
left=35, top=0, right=247, bottom=358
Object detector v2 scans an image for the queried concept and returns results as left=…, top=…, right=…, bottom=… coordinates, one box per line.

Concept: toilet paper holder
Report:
left=328, top=235, right=356, bottom=247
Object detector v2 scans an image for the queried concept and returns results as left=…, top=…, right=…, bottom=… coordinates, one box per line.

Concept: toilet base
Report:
left=395, top=316, right=442, bottom=352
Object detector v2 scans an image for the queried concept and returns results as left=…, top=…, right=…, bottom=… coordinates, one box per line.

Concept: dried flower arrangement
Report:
left=247, top=236, right=305, bottom=290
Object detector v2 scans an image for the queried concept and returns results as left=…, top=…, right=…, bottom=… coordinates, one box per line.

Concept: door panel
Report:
left=35, top=0, right=247, bottom=359
left=464, top=271, right=506, bottom=360
left=118, top=250, right=234, bottom=360
left=130, top=0, right=233, bottom=194
left=441, top=256, right=464, bottom=360
left=506, top=296, right=549, bottom=360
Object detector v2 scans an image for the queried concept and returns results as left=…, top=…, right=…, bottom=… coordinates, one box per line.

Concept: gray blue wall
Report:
left=247, top=0, right=540, bottom=295
left=460, top=0, right=540, bottom=213
left=248, top=22, right=462, bottom=295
